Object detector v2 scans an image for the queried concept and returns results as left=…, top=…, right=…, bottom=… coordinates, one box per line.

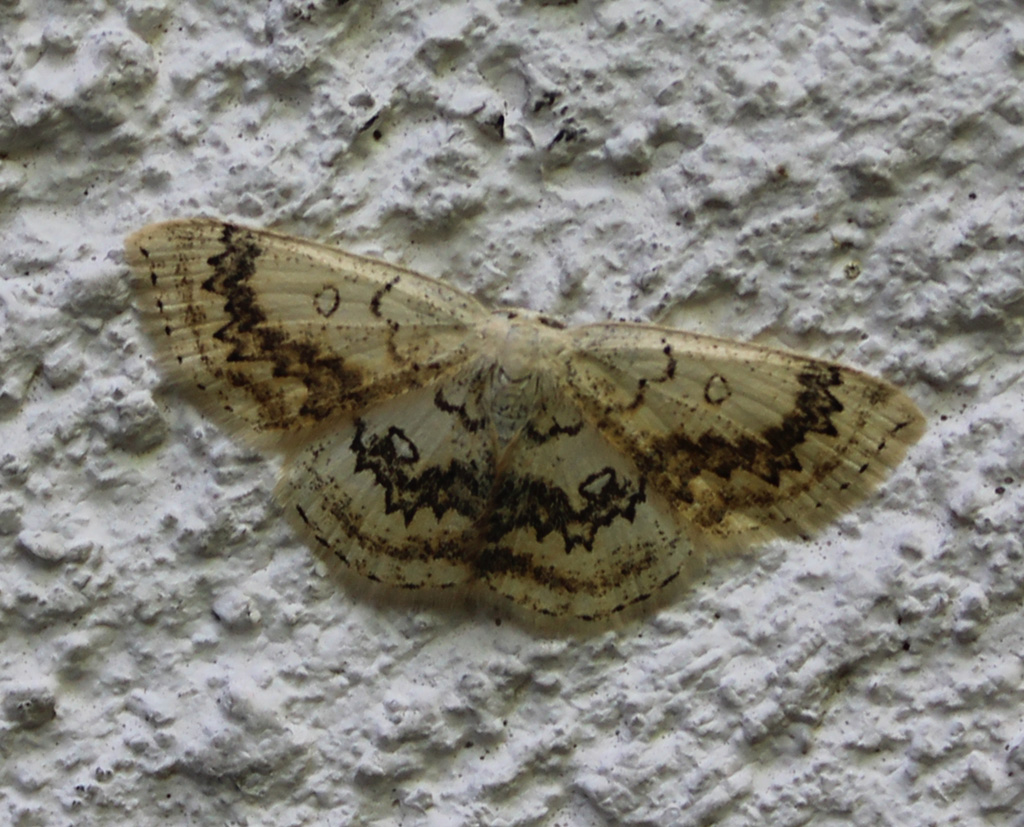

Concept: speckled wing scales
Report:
left=276, top=378, right=495, bottom=593
left=564, top=323, right=926, bottom=548
left=126, top=219, right=488, bottom=446
left=476, top=385, right=705, bottom=621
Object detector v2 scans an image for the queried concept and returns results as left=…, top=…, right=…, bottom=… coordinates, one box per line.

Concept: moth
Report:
left=125, top=219, right=925, bottom=622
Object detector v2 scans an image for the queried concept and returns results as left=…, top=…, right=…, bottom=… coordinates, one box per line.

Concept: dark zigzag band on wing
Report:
left=349, top=418, right=644, bottom=554
left=201, top=226, right=369, bottom=424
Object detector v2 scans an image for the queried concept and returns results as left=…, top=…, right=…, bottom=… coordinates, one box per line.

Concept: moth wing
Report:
left=478, top=386, right=704, bottom=622
left=276, top=370, right=496, bottom=592
left=126, top=219, right=488, bottom=446
left=564, top=323, right=925, bottom=546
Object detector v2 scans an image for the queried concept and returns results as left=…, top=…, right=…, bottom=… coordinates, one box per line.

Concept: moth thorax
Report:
left=482, top=309, right=565, bottom=377
left=482, top=311, right=564, bottom=443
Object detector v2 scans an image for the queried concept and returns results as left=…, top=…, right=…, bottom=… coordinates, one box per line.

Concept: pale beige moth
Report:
left=125, top=219, right=925, bottom=623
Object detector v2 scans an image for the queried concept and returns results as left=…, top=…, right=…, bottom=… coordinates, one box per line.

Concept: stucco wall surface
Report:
left=1, top=1, right=1022, bottom=825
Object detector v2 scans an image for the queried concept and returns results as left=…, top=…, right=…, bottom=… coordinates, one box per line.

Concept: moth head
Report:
left=481, top=309, right=568, bottom=383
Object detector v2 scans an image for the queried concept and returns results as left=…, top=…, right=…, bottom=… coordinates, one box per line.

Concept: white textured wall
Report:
left=1, top=1, right=1021, bottom=824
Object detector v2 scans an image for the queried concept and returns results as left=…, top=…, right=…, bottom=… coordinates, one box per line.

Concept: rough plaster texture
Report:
left=1, top=0, right=1022, bottom=825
